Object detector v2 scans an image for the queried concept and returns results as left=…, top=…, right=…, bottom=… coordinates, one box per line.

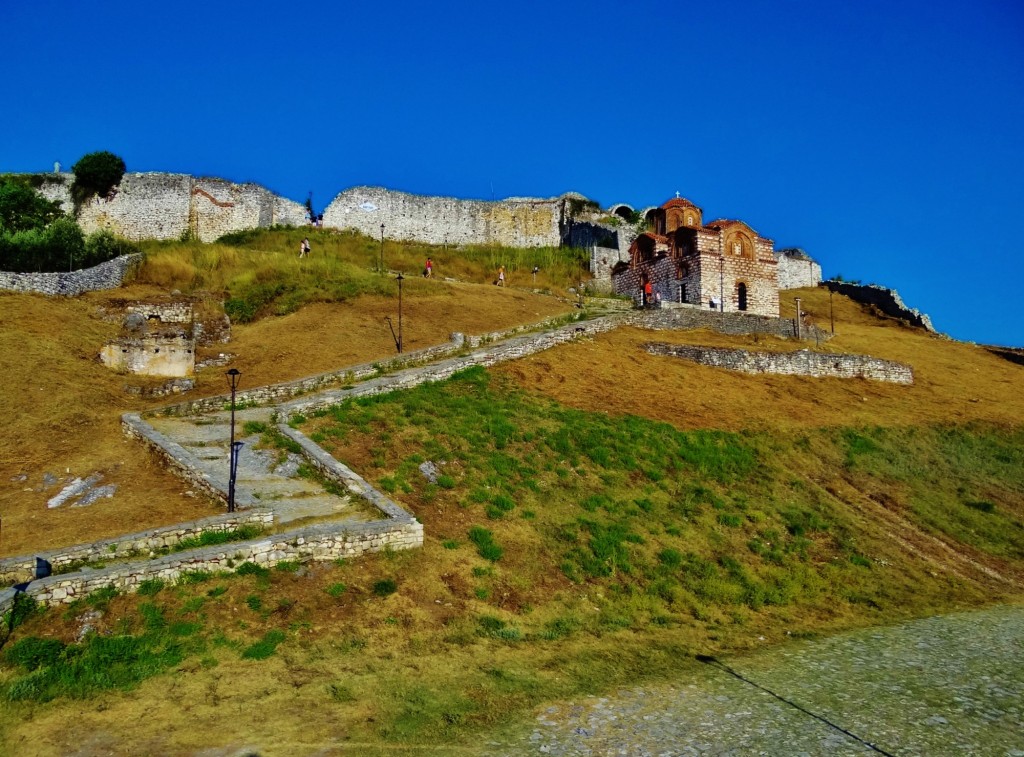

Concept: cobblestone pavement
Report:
left=484, top=605, right=1024, bottom=756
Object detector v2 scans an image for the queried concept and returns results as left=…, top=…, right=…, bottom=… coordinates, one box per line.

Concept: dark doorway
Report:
left=737, top=282, right=748, bottom=311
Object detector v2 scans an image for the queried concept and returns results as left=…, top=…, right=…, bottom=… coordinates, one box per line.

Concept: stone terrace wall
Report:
left=644, top=343, right=913, bottom=384
left=622, top=304, right=831, bottom=344
left=323, top=186, right=566, bottom=248
left=0, top=253, right=141, bottom=296
left=0, top=511, right=274, bottom=586
left=0, top=517, right=422, bottom=613
left=828, top=282, right=936, bottom=332
left=151, top=316, right=574, bottom=416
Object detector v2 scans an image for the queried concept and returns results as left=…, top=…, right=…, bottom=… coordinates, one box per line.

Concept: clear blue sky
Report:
left=2, top=0, right=1022, bottom=346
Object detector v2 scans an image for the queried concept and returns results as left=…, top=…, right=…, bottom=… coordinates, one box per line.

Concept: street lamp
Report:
left=718, top=255, right=725, bottom=313
left=225, top=368, right=242, bottom=513
left=380, top=223, right=385, bottom=273
left=396, top=272, right=404, bottom=353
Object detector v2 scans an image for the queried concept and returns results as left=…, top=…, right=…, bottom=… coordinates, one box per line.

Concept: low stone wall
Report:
left=0, top=254, right=141, bottom=296
left=152, top=315, right=575, bottom=416
left=826, top=282, right=935, bottom=332
left=623, top=304, right=831, bottom=344
left=0, top=511, right=274, bottom=585
left=0, top=517, right=422, bottom=612
left=279, top=317, right=621, bottom=418
left=644, top=343, right=913, bottom=384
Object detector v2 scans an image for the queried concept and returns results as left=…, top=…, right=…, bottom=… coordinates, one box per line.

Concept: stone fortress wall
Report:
left=38, top=173, right=309, bottom=243
left=775, top=248, right=823, bottom=290
left=827, top=281, right=936, bottom=332
left=322, top=186, right=568, bottom=248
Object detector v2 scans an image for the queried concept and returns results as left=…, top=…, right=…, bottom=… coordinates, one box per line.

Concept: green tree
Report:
left=71, top=151, right=126, bottom=206
left=0, top=178, right=62, bottom=233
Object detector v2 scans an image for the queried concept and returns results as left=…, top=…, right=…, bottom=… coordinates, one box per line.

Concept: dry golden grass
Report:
left=0, top=281, right=572, bottom=557
left=494, top=287, right=1024, bottom=433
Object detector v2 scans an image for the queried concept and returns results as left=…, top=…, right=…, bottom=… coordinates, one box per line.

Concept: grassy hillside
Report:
left=0, top=229, right=578, bottom=557
left=0, top=242, right=1022, bottom=754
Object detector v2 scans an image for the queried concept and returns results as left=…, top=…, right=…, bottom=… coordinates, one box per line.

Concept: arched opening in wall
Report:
left=644, top=209, right=662, bottom=234
left=611, top=205, right=634, bottom=221
left=737, top=282, right=748, bottom=311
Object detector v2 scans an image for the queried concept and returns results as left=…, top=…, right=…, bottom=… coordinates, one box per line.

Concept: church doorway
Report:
left=737, top=282, right=748, bottom=311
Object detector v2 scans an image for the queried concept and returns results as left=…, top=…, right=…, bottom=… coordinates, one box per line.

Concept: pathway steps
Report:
left=147, top=408, right=371, bottom=525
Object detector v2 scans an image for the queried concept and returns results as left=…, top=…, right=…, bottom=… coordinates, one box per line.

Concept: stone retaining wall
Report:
left=0, top=253, right=141, bottom=296
left=152, top=315, right=576, bottom=416
left=622, top=304, right=831, bottom=344
left=644, top=343, right=913, bottom=383
left=0, top=517, right=421, bottom=613
left=0, top=511, right=274, bottom=585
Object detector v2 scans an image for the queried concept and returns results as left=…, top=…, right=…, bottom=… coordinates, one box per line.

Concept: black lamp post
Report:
left=718, top=254, right=725, bottom=313
left=829, top=286, right=835, bottom=335
left=225, top=368, right=242, bottom=513
left=396, top=272, right=404, bottom=353
left=379, top=223, right=385, bottom=273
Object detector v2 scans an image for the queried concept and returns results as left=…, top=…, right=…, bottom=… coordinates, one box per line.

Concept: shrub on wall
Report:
left=71, top=151, right=126, bottom=208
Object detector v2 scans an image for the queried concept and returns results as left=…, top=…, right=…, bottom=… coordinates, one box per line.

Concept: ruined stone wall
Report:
left=590, top=245, right=630, bottom=291
left=827, top=282, right=936, bottom=332
left=323, top=186, right=566, bottom=247
left=0, top=253, right=141, bottom=296
left=775, top=248, right=822, bottom=290
left=191, top=178, right=307, bottom=241
left=644, top=343, right=912, bottom=383
left=37, top=173, right=307, bottom=243
left=125, top=301, right=193, bottom=324
left=100, top=334, right=195, bottom=377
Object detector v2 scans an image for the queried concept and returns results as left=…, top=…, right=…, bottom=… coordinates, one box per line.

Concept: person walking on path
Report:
left=497, top=265, right=506, bottom=287
left=299, top=238, right=310, bottom=258
left=424, top=257, right=433, bottom=278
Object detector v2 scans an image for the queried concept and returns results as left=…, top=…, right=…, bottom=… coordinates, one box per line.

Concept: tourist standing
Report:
left=424, top=258, right=433, bottom=278
left=300, top=238, right=310, bottom=258
left=497, top=265, right=506, bottom=286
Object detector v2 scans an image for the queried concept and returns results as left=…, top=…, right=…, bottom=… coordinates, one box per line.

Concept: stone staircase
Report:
left=147, top=407, right=373, bottom=525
